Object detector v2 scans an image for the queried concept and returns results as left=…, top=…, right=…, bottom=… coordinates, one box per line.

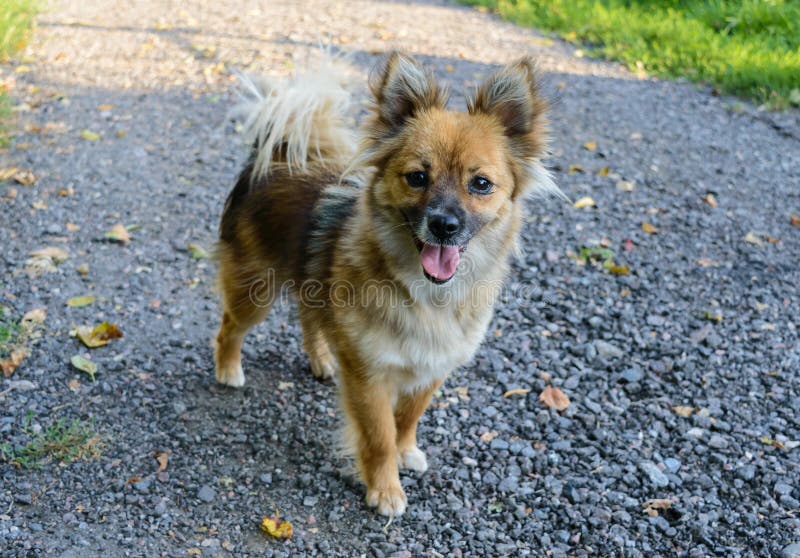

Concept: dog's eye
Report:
left=405, top=171, right=429, bottom=189
left=469, top=176, right=494, bottom=195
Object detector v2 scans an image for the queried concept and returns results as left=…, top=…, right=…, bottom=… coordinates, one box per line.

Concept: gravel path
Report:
left=2, top=1, right=799, bottom=556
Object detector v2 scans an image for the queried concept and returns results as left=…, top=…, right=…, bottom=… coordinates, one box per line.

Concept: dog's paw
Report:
left=216, top=363, right=245, bottom=388
left=366, top=484, right=407, bottom=517
left=309, top=353, right=338, bottom=380
left=398, top=446, right=428, bottom=473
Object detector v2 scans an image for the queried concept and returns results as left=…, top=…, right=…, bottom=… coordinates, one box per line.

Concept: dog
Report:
left=214, top=52, right=558, bottom=517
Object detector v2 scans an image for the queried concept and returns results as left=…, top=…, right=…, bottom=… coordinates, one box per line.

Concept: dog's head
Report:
left=360, top=53, right=553, bottom=285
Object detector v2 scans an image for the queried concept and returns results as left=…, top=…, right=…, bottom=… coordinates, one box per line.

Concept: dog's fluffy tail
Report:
left=231, top=62, right=355, bottom=179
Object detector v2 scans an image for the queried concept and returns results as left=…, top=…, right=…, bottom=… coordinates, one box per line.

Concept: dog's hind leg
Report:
left=299, top=309, right=339, bottom=380
left=214, top=257, right=274, bottom=388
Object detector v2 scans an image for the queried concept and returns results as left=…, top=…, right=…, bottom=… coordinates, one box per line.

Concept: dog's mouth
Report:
left=412, top=237, right=467, bottom=284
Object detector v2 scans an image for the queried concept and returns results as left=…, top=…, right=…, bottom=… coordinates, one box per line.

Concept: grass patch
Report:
left=461, top=0, right=800, bottom=108
left=0, top=306, right=22, bottom=359
left=0, top=0, right=38, bottom=61
left=1, top=413, right=104, bottom=469
left=1, top=0, right=39, bottom=145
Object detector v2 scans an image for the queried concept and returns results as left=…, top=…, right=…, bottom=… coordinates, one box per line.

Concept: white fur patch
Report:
left=216, top=363, right=245, bottom=388
left=399, top=446, right=428, bottom=473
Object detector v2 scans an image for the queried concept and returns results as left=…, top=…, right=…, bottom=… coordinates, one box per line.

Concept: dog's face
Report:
left=362, top=53, right=549, bottom=284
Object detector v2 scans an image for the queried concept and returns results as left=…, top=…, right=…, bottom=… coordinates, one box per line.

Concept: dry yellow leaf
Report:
left=479, top=430, right=499, bottom=442
left=67, top=295, right=95, bottom=307
left=1, top=349, right=27, bottom=377
left=573, top=196, right=595, bottom=209
left=744, top=232, right=762, bottom=246
left=97, top=104, right=113, bottom=111
left=539, top=385, right=570, bottom=411
left=0, top=167, right=21, bottom=181
left=21, top=308, right=46, bottom=326
left=261, top=511, right=293, bottom=539
left=154, top=450, right=170, bottom=472
left=672, top=405, right=694, bottom=418
left=80, top=129, right=100, bottom=141
left=567, top=164, right=583, bottom=175
left=791, top=214, right=800, bottom=227
left=643, top=498, right=675, bottom=517
left=30, top=246, right=69, bottom=263
left=642, top=222, right=658, bottom=234
left=105, top=223, right=131, bottom=244
left=605, top=262, right=629, bottom=275
left=66, top=222, right=80, bottom=231
left=76, top=322, right=123, bottom=348
left=503, top=388, right=531, bottom=398
left=583, top=140, right=597, bottom=151
left=13, top=170, right=37, bottom=186
left=597, top=166, right=610, bottom=176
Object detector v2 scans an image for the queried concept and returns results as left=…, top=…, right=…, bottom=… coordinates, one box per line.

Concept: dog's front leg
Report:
left=394, top=379, right=442, bottom=473
left=340, top=366, right=406, bottom=517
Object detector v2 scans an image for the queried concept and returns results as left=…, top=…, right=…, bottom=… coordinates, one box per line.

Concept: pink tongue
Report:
left=420, top=243, right=460, bottom=280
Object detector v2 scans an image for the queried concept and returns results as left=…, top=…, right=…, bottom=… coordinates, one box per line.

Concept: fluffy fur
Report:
left=214, top=52, right=557, bottom=517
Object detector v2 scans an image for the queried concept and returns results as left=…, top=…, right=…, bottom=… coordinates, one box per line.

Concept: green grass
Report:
left=461, top=0, right=800, bottom=108
left=1, top=0, right=39, bottom=145
left=0, top=307, right=22, bottom=359
left=1, top=413, right=103, bottom=469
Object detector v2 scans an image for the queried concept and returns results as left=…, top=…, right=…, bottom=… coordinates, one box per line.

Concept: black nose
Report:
left=428, top=213, right=461, bottom=240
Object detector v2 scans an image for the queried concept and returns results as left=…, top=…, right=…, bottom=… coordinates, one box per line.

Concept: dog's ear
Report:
left=469, top=57, right=547, bottom=159
left=369, top=52, right=447, bottom=132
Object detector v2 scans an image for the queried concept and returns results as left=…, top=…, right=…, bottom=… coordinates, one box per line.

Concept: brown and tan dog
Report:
left=214, top=52, right=558, bottom=516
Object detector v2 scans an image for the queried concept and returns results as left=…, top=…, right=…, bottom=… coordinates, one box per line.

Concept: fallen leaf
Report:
left=567, top=164, right=583, bottom=175
left=105, top=223, right=131, bottom=244
left=187, top=548, right=201, bottom=556
left=187, top=243, right=208, bottom=259
left=641, top=222, right=658, bottom=234
left=97, top=104, right=113, bottom=111
left=77, top=264, right=90, bottom=276
left=539, top=385, right=570, bottom=411
left=765, top=235, right=780, bottom=244
left=703, top=311, right=723, bottom=323
left=603, top=260, right=629, bottom=275
left=444, top=64, right=455, bottom=73
left=616, top=180, right=635, bottom=192
left=0, top=167, right=20, bottom=181
left=454, top=386, right=470, bottom=401
left=480, top=430, right=499, bottom=442
left=154, top=450, right=170, bottom=472
left=1, top=349, right=27, bottom=377
left=642, top=498, right=675, bottom=517
left=671, top=405, right=694, bottom=418
left=13, top=170, right=37, bottom=186
left=261, top=510, right=293, bottom=539
left=66, top=223, right=80, bottom=231
left=67, top=295, right=95, bottom=307
left=759, top=436, right=785, bottom=450
left=583, top=140, right=597, bottom=151
left=30, top=246, right=69, bottom=263
left=21, top=308, right=46, bottom=326
left=573, top=196, right=595, bottom=209
left=704, top=193, right=717, bottom=208
left=744, top=232, right=762, bottom=246
left=70, top=354, right=98, bottom=381
left=597, top=166, right=610, bottom=176
left=76, top=322, right=123, bottom=348
left=115, top=130, right=127, bottom=138
left=80, top=129, right=101, bottom=141
left=503, top=388, right=531, bottom=398
left=32, top=200, right=48, bottom=210
left=791, top=214, right=800, bottom=227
